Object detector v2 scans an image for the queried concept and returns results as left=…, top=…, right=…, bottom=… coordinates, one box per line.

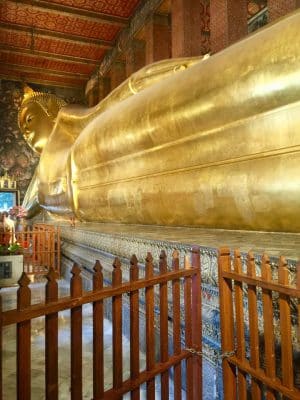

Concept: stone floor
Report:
left=2, top=280, right=187, bottom=399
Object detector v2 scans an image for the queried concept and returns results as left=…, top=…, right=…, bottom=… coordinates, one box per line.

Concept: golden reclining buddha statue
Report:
left=19, top=10, right=300, bottom=232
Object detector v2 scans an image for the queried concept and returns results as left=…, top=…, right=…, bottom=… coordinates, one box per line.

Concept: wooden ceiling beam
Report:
left=0, top=73, right=84, bottom=89
left=0, top=22, right=113, bottom=48
left=14, top=0, right=127, bottom=27
left=0, top=62, right=89, bottom=79
left=0, top=44, right=98, bottom=66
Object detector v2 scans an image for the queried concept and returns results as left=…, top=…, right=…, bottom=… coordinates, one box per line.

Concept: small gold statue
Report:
left=19, top=10, right=300, bottom=232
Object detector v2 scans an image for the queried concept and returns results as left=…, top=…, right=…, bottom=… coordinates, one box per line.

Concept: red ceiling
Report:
left=0, top=65, right=87, bottom=87
left=0, top=52, right=95, bottom=75
left=0, top=30, right=106, bottom=60
left=49, top=0, right=141, bottom=18
left=0, top=0, right=267, bottom=89
left=1, top=2, right=121, bottom=41
left=0, top=0, right=142, bottom=88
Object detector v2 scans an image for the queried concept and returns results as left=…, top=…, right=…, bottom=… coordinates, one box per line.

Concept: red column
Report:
left=93, top=85, right=99, bottom=105
left=125, top=39, right=146, bottom=77
left=87, top=90, right=94, bottom=107
left=109, top=61, right=126, bottom=90
left=171, top=0, right=206, bottom=57
left=98, top=76, right=111, bottom=101
left=268, top=0, right=299, bottom=22
left=210, top=0, right=248, bottom=54
left=145, top=14, right=171, bottom=64
left=86, top=84, right=99, bottom=107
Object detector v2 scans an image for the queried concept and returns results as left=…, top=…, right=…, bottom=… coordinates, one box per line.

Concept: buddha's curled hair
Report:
left=18, top=90, right=67, bottom=129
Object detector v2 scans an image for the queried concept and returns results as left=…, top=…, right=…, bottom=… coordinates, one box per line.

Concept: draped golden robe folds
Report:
left=21, top=10, right=300, bottom=232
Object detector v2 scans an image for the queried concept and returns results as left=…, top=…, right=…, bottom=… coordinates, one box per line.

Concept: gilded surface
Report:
left=20, top=11, right=300, bottom=232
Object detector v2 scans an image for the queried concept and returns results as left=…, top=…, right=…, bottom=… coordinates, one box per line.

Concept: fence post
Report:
left=145, top=252, right=155, bottom=400
left=297, top=262, right=300, bottom=344
left=159, top=250, right=169, bottom=400
left=17, top=272, right=31, bottom=400
left=0, top=295, right=2, bottom=400
left=56, top=226, right=61, bottom=277
left=130, top=254, right=140, bottom=400
left=261, top=253, right=276, bottom=400
left=93, top=260, right=104, bottom=399
left=45, top=267, right=59, bottom=400
left=184, top=254, right=193, bottom=398
left=172, top=250, right=182, bottom=400
left=218, top=247, right=236, bottom=399
left=112, top=257, right=123, bottom=390
left=247, top=251, right=261, bottom=398
left=233, top=250, right=247, bottom=400
left=278, top=256, right=293, bottom=389
left=70, top=263, right=83, bottom=400
left=191, top=246, right=202, bottom=400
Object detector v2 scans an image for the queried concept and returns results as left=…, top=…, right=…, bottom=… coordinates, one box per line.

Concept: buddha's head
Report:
left=18, top=85, right=66, bottom=154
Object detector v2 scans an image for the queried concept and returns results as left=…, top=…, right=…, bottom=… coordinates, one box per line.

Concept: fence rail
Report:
left=218, top=248, right=300, bottom=400
left=1, top=247, right=202, bottom=400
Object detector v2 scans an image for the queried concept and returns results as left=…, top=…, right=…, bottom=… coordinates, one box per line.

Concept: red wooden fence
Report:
left=1, top=247, right=202, bottom=399
left=0, top=224, right=60, bottom=276
left=18, top=224, right=60, bottom=276
left=218, top=248, right=300, bottom=400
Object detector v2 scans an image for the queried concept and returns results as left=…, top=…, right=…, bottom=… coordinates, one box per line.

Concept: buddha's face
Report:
left=19, top=101, right=54, bottom=154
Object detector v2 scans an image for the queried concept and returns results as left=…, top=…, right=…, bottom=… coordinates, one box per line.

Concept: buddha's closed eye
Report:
left=26, top=114, right=33, bottom=124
